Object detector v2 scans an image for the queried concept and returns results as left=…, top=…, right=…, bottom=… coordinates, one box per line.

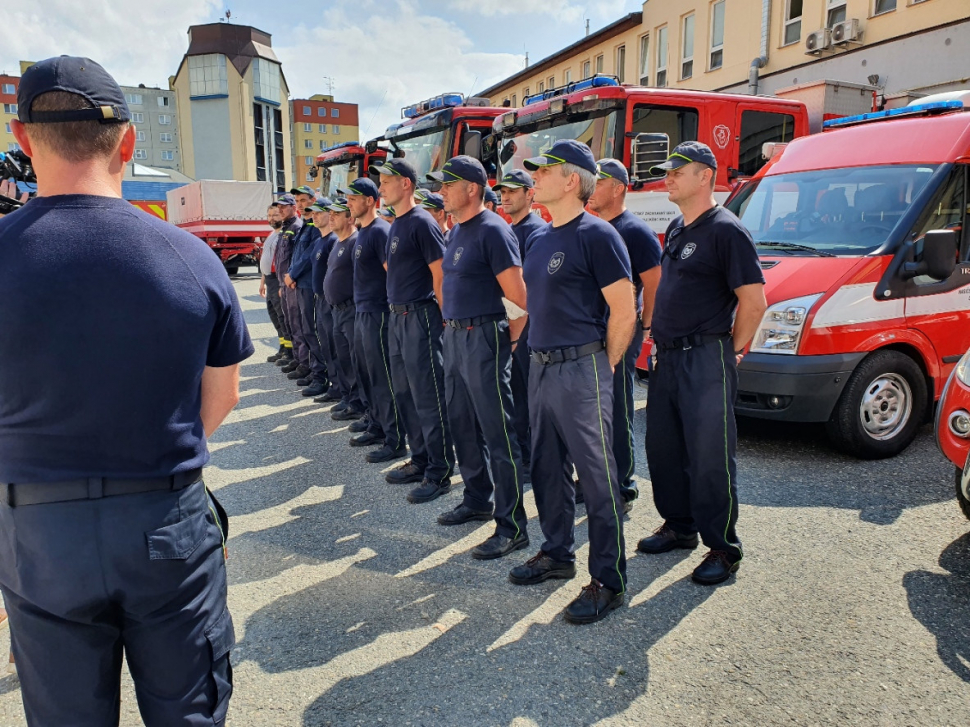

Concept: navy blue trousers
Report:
left=297, top=287, right=326, bottom=383
left=388, top=302, right=455, bottom=484
left=314, top=295, right=340, bottom=394
left=354, top=311, right=389, bottom=440
left=613, top=326, right=644, bottom=502
left=443, top=321, right=527, bottom=539
left=509, top=319, right=532, bottom=468
left=0, top=480, right=232, bottom=726
left=284, top=287, right=307, bottom=365
left=264, top=274, right=287, bottom=342
left=331, top=304, right=364, bottom=412
left=645, top=338, right=743, bottom=560
left=530, top=349, right=627, bottom=593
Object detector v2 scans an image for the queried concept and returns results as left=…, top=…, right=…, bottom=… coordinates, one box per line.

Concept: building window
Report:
left=710, top=1, right=725, bottom=70
left=564, top=70, right=571, bottom=84
left=4, top=123, right=9, bottom=133
left=132, top=112, right=144, bottom=123
left=125, top=93, right=143, bottom=105
left=548, top=75, right=555, bottom=88
left=135, top=130, right=146, bottom=142
left=7, top=143, right=21, bottom=152
left=523, top=87, right=530, bottom=100
left=160, top=150, right=174, bottom=161
left=252, top=58, right=281, bottom=104
left=158, top=114, right=171, bottom=125
left=783, top=0, right=803, bottom=45
left=1, top=84, right=14, bottom=95
left=320, top=140, right=327, bottom=150
left=305, top=156, right=313, bottom=164
left=316, top=123, right=324, bottom=133
left=302, top=105, right=311, bottom=115
left=827, top=0, right=847, bottom=28
left=582, top=61, right=591, bottom=80
left=133, top=149, right=148, bottom=160
left=188, top=54, right=228, bottom=97
left=331, top=108, right=339, bottom=118
left=638, top=35, right=650, bottom=85
left=318, top=107, right=326, bottom=117
left=511, top=94, right=517, bottom=107
left=332, top=125, right=340, bottom=134
left=157, top=96, right=170, bottom=107
left=4, top=103, right=18, bottom=114
left=681, top=15, right=695, bottom=80
left=304, top=139, right=313, bottom=149
left=303, top=123, right=312, bottom=132
left=595, top=55, right=604, bottom=73
left=160, top=132, right=173, bottom=143
left=873, top=0, right=896, bottom=14
left=616, top=46, right=626, bottom=83
left=537, top=81, right=545, bottom=93
left=656, top=27, right=668, bottom=87
left=306, top=171, right=314, bottom=182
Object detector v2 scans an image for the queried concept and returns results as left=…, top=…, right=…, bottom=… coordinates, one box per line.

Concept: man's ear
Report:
left=10, top=120, right=34, bottom=158
left=118, top=124, right=136, bottom=163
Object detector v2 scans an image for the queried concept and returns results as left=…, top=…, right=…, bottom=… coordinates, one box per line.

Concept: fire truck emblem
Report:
left=712, top=125, right=731, bottom=149
left=453, top=247, right=464, bottom=265
left=681, top=243, right=697, bottom=259
left=548, top=252, right=565, bottom=274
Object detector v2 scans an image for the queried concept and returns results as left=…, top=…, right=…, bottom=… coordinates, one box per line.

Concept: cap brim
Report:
left=369, top=165, right=396, bottom=176
left=425, top=171, right=445, bottom=183
left=523, top=155, right=563, bottom=171
left=648, top=157, right=692, bottom=175
left=492, top=181, right=527, bottom=191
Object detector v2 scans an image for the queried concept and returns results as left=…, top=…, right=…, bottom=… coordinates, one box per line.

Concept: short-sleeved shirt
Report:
left=523, top=211, right=632, bottom=351
left=311, top=231, right=337, bottom=296
left=324, top=231, right=358, bottom=306
left=289, top=222, right=321, bottom=289
left=0, top=195, right=254, bottom=483
left=274, top=216, right=302, bottom=278
left=385, top=206, right=445, bottom=305
left=260, top=230, right=279, bottom=276
left=652, top=205, right=765, bottom=344
left=608, top=210, right=662, bottom=312
left=442, top=211, right=521, bottom=321
left=512, top=213, right=547, bottom=260
left=354, top=218, right=390, bottom=313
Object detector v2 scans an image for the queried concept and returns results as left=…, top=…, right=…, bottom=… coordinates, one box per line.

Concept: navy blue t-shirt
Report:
left=310, top=231, right=336, bottom=296
left=324, top=231, right=358, bottom=306
left=386, top=206, right=445, bottom=305
left=512, top=213, right=547, bottom=260
left=354, top=218, right=390, bottom=313
left=289, top=222, right=321, bottom=289
left=609, top=210, right=661, bottom=312
left=523, top=211, right=632, bottom=351
left=652, top=205, right=765, bottom=343
left=0, top=195, right=254, bottom=483
left=442, top=211, right=521, bottom=321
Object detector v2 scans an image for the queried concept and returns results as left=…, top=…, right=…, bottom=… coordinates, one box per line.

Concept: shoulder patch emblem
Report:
left=681, top=243, right=697, bottom=259
left=547, top=252, right=565, bottom=275
left=453, top=247, right=464, bottom=265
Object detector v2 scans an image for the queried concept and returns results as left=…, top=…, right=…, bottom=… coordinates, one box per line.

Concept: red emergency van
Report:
left=725, top=99, right=970, bottom=458
left=935, top=345, right=970, bottom=519
left=312, top=141, right=387, bottom=198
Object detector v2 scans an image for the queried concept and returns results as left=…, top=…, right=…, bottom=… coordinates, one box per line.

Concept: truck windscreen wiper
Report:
left=756, top=241, right=836, bottom=257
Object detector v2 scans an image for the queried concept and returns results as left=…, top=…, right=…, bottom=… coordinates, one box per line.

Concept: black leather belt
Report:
left=5, top=468, right=204, bottom=507
left=654, top=333, right=731, bottom=351
left=531, top=341, right=604, bottom=365
left=331, top=299, right=355, bottom=311
left=445, top=313, right=506, bottom=329
left=389, top=299, right=436, bottom=314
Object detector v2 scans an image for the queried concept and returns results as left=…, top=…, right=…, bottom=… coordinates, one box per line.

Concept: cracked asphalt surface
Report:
left=0, top=272, right=968, bottom=726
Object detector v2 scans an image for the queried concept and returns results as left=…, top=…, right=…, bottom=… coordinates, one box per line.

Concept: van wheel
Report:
left=957, top=461, right=970, bottom=521
left=224, top=265, right=239, bottom=276
left=825, top=350, right=927, bottom=459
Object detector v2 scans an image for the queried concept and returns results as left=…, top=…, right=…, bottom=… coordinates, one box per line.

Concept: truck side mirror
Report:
left=365, top=140, right=379, bottom=154
left=463, top=130, right=482, bottom=161
left=308, top=166, right=318, bottom=179
left=630, top=132, right=670, bottom=184
left=901, top=229, right=957, bottom=282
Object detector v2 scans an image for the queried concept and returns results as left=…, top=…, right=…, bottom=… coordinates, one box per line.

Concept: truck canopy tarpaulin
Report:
left=167, top=180, right=273, bottom=224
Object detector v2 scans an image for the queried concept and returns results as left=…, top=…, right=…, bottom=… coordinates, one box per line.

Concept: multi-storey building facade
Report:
left=0, top=73, right=20, bottom=154
left=290, top=95, right=359, bottom=188
left=122, top=85, right=181, bottom=172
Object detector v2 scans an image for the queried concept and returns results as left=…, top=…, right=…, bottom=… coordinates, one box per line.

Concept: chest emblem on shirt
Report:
left=316, top=252, right=322, bottom=260
left=355, top=245, right=361, bottom=258
left=390, top=237, right=399, bottom=254
left=338, top=246, right=345, bottom=256
left=453, top=247, right=464, bottom=265
left=681, top=243, right=697, bottom=259
left=547, top=252, right=565, bottom=275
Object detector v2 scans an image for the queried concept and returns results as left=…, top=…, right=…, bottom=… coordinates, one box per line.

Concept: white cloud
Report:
left=441, top=0, right=632, bottom=26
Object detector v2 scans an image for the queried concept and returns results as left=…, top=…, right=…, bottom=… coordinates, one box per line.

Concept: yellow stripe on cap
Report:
left=101, top=106, right=116, bottom=120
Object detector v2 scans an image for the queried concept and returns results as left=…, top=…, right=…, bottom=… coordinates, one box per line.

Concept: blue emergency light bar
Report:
left=523, top=75, right=619, bottom=106
left=326, top=140, right=361, bottom=151
left=823, top=100, right=964, bottom=129
left=402, top=93, right=465, bottom=119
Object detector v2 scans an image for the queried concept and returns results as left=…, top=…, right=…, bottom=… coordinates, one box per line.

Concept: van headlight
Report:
left=749, top=294, right=823, bottom=355
left=956, top=348, right=970, bottom=385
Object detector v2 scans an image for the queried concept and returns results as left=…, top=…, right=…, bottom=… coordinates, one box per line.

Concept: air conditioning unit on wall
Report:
left=832, top=19, right=862, bottom=45
left=806, top=29, right=831, bottom=55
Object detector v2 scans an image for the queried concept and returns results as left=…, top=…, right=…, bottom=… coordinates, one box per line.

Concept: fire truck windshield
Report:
left=732, top=164, right=939, bottom=256
left=498, top=110, right=619, bottom=178
left=393, top=128, right=451, bottom=182
left=319, top=161, right=355, bottom=197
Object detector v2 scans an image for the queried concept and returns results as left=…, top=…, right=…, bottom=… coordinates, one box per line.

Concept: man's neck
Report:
left=510, top=207, right=533, bottom=226
left=358, top=210, right=379, bottom=228
left=680, top=195, right=718, bottom=227
left=455, top=202, right=485, bottom=225
left=546, top=197, right=586, bottom=228
left=597, top=202, right=626, bottom=223
left=336, top=226, right=354, bottom=242
left=35, top=161, right=123, bottom=198
left=393, top=196, right=417, bottom=216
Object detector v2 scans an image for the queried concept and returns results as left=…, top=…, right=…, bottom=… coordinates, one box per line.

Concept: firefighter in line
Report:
left=260, top=203, right=292, bottom=363
left=273, top=193, right=303, bottom=372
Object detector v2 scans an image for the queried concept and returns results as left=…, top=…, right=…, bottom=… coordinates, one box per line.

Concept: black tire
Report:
left=224, top=265, right=239, bottom=276
left=825, top=350, right=928, bottom=459
left=957, top=464, right=970, bottom=521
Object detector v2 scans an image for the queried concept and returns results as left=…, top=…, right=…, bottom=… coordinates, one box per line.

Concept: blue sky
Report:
left=1, top=0, right=644, bottom=139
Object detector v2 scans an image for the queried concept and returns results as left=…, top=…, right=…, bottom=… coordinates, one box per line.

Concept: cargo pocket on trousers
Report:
left=206, top=608, right=235, bottom=725
left=146, top=510, right=209, bottom=560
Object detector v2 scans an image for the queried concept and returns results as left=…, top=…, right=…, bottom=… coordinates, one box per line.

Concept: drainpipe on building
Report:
left=749, top=0, right=771, bottom=95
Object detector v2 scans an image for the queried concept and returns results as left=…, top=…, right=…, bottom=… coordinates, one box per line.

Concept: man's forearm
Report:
left=605, top=313, right=636, bottom=368
left=732, top=305, right=765, bottom=352
left=509, top=315, right=527, bottom=347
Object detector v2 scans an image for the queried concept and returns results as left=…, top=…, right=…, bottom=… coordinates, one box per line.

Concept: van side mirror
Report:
left=901, top=229, right=957, bottom=281
left=365, top=139, right=379, bottom=154
left=463, top=130, right=482, bottom=160
left=308, top=165, right=318, bottom=179
left=630, top=132, right=670, bottom=184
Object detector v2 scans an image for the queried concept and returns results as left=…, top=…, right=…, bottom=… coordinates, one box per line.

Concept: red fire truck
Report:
left=936, top=345, right=970, bottom=519
left=312, top=141, right=387, bottom=198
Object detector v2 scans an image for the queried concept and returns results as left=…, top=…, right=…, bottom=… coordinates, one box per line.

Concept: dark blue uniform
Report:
left=276, top=216, right=305, bottom=364
left=523, top=211, right=631, bottom=594
left=0, top=195, right=252, bottom=725
left=310, top=230, right=339, bottom=393
left=442, top=211, right=527, bottom=537
left=325, top=230, right=364, bottom=414
left=509, top=213, right=546, bottom=469
left=290, top=221, right=328, bottom=380
left=386, top=206, right=455, bottom=485
left=647, top=205, right=765, bottom=560
left=607, top=210, right=661, bottom=504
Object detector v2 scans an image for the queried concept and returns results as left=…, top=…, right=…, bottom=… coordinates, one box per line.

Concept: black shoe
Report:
left=437, top=503, right=492, bottom=526
left=267, top=345, right=286, bottom=362
left=406, top=479, right=451, bottom=504
left=574, top=479, right=584, bottom=505
left=318, top=390, right=342, bottom=403
left=636, top=524, right=699, bottom=554
left=332, top=408, right=364, bottom=422
left=623, top=499, right=635, bottom=515
left=348, top=418, right=370, bottom=433
left=368, top=446, right=408, bottom=464
left=276, top=353, right=294, bottom=367
left=296, top=377, right=313, bottom=387
left=508, top=551, right=576, bottom=586
left=472, top=533, right=529, bottom=560
left=385, top=459, right=423, bottom=483
left=302, top=381, right=327, bottom=397
left=692, top=550, right=740, bottom=585
left=287, top=365, right=310, bottom=380
left=281, top=359, right=300, bottom=373
left=349, top=431, right=382, bottom=447
left=563, top=580, right=623, bottom=625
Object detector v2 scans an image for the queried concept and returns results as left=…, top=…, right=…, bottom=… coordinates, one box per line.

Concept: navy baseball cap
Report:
left=596, top=159, right=629, bottom=186
left=339, top=177, right=380, bottom=200
left=426, top=156, right=488, bottom=187
left=275, top=193, right=297, bottom=206
left=650, top=141, right=718, bottom=174
left=492, top=169, right=533, bottom=191
left=420, top=193, right=444, bottom=211
left=381, top=205, right=396, bottom=217
left=307, top=196, right=334, bottom=212
left=18, top=56, right=130, bottom=124
left=290, top=185, right=316, bottom=196
left=369, top=158, right=417, bottom=185
left=327, top=197, right=350, bottom=213
left=484, top=187, right=500, bottom=206
left=524, top=139, right=597, bottom=176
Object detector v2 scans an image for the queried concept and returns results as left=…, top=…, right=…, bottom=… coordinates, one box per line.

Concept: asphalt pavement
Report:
left=0, top=272, right=968, bottom=726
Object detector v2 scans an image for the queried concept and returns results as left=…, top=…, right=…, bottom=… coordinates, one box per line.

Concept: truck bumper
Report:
left=736, top=352, right=867, bottom=422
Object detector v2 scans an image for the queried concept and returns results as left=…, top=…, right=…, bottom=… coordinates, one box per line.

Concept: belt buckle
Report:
left=538, top=351, right=552, bottom=365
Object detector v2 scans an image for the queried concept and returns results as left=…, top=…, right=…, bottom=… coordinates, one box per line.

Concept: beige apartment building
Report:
left=481, top=0, right=970, bottom=107
left=290, top=95, right=360, bottom=189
